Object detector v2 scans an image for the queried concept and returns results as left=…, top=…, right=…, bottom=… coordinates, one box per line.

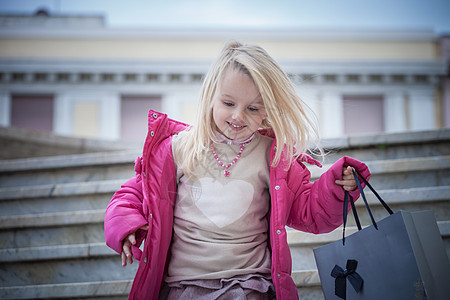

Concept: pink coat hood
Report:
left=104, top=110, right=370, bottom=300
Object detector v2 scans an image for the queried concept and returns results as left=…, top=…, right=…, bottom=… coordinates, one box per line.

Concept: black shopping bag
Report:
left=313, top=169, right=450, bottom=300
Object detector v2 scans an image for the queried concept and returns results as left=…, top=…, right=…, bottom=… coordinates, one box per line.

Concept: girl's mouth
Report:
left=227, top=122, right=245, bottom=131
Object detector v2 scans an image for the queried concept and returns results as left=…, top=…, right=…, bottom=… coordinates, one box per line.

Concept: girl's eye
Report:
left=248, top=106, right=259, bottom=112
left=223, top=101, right=234, bottom=107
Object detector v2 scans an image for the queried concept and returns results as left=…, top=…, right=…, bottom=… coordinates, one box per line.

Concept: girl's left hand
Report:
left=335, top=166, right=357, bottom=191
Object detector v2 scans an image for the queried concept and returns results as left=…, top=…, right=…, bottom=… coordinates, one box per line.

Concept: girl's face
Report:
left=212, top=68, right=267, bottom=140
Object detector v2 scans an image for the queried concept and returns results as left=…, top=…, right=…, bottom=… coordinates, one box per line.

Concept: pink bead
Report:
left=211, top=142, right=248, bottom=177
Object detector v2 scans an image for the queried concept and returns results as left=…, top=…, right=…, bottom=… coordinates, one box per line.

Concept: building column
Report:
left=99, top=93, right=121, bottom=140
left=444, top=78, right=450, bottom=128
left=161, top=92, right=183, bottom=121
left=296, top=87, right=320, bottom=121
left=54, top=93, right=72, bottom=136
left=384, top=92, right=407, bottom=133
left=408, top=89, right=436, bottom=131
left=320, top=91, right=344, bottom=138
left=0, top=93, right=10, bottom=127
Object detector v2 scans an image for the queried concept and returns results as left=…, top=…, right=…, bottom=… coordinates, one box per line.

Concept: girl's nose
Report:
left=232, top=108, right=244, bottom=121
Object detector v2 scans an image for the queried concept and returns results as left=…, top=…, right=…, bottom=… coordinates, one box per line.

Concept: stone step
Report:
left=0, top=244, right=319, bottom=297
left=0, top=209, right=105, bottom=230
left=0, top=280, right=131, bottom=299
left=0, top=223, right=105, bottom=249
left=0, top=185, right=447, bottom=249
left=310, top=155, right=450, bottom=190
left=0, top=224, right=446, bottom=298
left=311, top=155, right=450, bottom=178
left=0, top=185, right=446, bottom=231
left=0, top=193, right=111, bottom=218
left=0, top=256, right=138, bottom=287
left=0, top=220, right=447, bottom=285
left=289, top=220, right=450, bottom=246
left=1, top=155, right=447, bottom=205
left=0, top=150, right=140, bottom=188
left=0, top=184, right=445, bottom=256
left=296, top=286, right=324, bottom=300
left=2, top=216, right=447, bottom=263
left=288, top=220, right=450, bottom=271
left=0, top=242, right=114, bottom=263
left=345, top=185, right=450, bottom=224
left=0, top=125, right=139, bottom=160
left=0, top=270, right=321, bottom=299
left=1, top=130, right=448, bottom=189
left=0, top=179, right=122, bottom=216
left=293, top=270, right=324, bottom=300
left=317, top=128, right=450, bottom=164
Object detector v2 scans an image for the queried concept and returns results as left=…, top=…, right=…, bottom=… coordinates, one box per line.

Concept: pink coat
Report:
left=104, top=110, right=370, bottom=300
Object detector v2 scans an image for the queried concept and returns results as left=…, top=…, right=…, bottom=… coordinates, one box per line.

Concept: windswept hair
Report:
left=174, top=40, right=322, bottom=175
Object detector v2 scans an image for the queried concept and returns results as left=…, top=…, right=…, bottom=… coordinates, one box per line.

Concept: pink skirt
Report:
left=160, top=274, right=276, bottom=300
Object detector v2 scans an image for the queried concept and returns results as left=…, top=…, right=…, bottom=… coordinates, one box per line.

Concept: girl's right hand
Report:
left=121, top=225, right=149, bottom=267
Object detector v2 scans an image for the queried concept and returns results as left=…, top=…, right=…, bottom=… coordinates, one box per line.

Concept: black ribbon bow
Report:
left=331, top=259, right=363, bottom=299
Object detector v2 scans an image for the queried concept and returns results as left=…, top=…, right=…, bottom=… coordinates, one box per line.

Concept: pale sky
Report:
left=0, top=0, right=449, bottom=34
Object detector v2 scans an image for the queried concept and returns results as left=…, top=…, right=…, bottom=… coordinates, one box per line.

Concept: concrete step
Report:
left=0, top=243, right=113, bottom=263
left=0, top=280, right=131, bottom=299
left=293, top=270, right=323, bottom=300
left=0, top=179, right=123, bottom=216
left=317, top=128, right=450, bottom=164
left=1, top=129, right=449, bottom=189
left=310, top=155, right=450, bottom=189
left=0, top=185, right=446, bottom=247
left=0, top=193, right=111, bottom=218
left=0, top=243, right=321, bottom=297
left=0, top=150, right=139, bottom=188
left=0, top=125, right=140, bottom=160
left=1, top=155, right=447, bottom=210
left=0, top=255, right=138, bottom=287
left=345, top=185, right=450, bottom=224
left=2, top=211, right=447, bottom=262
left=0, top=183, right=446, bottom=254
left=0, top=270, right=322, bottom=299
left=289, top=220, right=450, bottom=247
left=0, top=223, right=105, bottom=249
left=0, top=201, right=447, bottom=294
left=0, top=209, right=104, bottom=230
left=1, top=184, right=446, bottom=231
left=288, top=220, right=450, bottom=271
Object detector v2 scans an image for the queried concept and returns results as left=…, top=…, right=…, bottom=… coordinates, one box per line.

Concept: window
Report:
left=11, top=94, right=54, bottom=132
left=343, top=95, right=384, bottom=135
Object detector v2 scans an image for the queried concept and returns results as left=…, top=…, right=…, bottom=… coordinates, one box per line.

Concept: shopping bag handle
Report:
left=342, top=168, right=394, bottom=245
left=342, top=192, right=361, bottom=245
left=352, top=168, right=394, bottom=216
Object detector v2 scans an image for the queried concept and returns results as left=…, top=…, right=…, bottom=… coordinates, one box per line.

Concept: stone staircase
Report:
left=0, top=151, right=140, bottom=299
left=0, top=129, right=449, bottom=299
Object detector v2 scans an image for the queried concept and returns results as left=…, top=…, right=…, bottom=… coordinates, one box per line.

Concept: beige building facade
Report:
left=0, top=13, right=448, bottom=142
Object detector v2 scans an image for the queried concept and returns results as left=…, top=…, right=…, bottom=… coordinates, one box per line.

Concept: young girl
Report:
left=104, top=41, right=370, bottom=300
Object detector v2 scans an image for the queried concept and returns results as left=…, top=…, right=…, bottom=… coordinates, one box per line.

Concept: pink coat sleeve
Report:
left=286, top=156, right=370, bottom=234
left=104, top=177, right=148, bottom=256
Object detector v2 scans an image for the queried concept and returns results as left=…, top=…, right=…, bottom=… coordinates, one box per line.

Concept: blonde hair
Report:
left=174, top=40, right=321, bottom=175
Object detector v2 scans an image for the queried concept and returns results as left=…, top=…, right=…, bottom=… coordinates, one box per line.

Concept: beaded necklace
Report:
left=211, top=142, right=247, bottom=177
